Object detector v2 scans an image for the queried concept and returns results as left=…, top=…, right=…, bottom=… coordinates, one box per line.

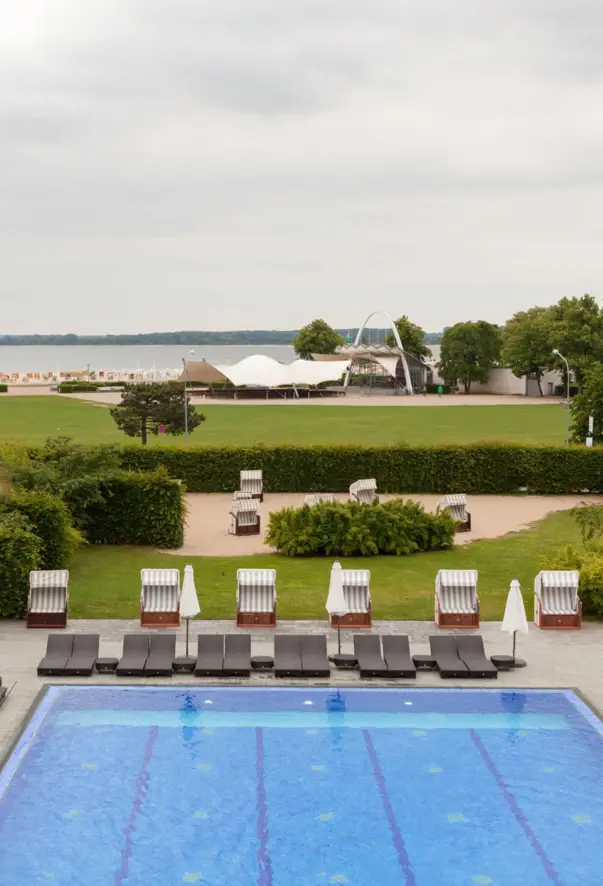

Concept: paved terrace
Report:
left=1, top=619, right=602, bottom=763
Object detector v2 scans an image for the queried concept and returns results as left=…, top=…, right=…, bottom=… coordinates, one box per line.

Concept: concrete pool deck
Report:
left=1, top=618, right=602, bottom=765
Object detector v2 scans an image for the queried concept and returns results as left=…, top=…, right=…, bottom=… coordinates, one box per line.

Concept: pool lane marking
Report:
left=255, top=728, right=273, bottom=886
left=469, top=730, right=562, bottom=886
left=114, top=726, right=158, bottom=886
left=363, top=730, right=416, bottom=886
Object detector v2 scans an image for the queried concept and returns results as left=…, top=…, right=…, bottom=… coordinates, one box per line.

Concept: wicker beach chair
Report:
left=534, top=571, right=581, bottom=629
left=240, top=470, right=263, bottom=501
left=349, top=479, right=377, bottom=504
left=304, top=494, right=336, bottom=506
left=236, top=568, right=276, bottom=627
left=435, top=569, right=480, bottom=628
left=329, top=569, right=371, bottom=628
left=140, top=568, right=181, bottom=627
left=439, top=494, right=471, bottom=532
left=27, top=570, right=69, bottom=628
left=229, top=498, right=261, bottom=536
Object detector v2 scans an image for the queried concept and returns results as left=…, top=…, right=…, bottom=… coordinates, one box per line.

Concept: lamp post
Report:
left=183, top=349, right=194, bottom=447
left=552, top=348, right=570, bottom=446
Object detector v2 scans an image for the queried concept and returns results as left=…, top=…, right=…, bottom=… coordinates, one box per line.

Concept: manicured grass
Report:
left=0, top=396, right=566, bottom=446
left=69, top=510, right=578, bottom=620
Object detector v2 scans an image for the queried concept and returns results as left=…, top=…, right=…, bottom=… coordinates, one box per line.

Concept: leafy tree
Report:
left=438, top=321, right=502, bottom=393
left=292, top=319, right=344, bottom=359
left=501, top=306, right=554, bottom=395
left=570, top=362, right=603, bottom=443
left=386, top=315, right=432, bottom=360
left=549, top=294, right=603, bottom=389
left=110, top=382, right=204, bottom=445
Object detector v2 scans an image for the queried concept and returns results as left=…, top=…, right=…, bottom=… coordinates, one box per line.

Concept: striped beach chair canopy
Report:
left=535, top=570, right=580, bottom=615
left=240, top=470, right=263, bottom=495
left=230, top=498, right=260, bottom=532
left=349, top=479, right=377, bottom=504
left=440, top=494, right=468, bottom=522
left=140, top=568, right=181, bottom=613
left=435, top=569, right=478, bottom=614
left=28, top=570, right=69, bottom=614
left=304, top=493, right=336, bottom=506
left=233, top=491, right=254, bottom=501
left=341, top=569, right=371, bottom=613
left=236, top=569, right=276, bottom=613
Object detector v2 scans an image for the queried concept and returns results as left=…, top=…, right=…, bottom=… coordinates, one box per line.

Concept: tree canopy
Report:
left=501, top=306, right=554, bottom=395
left=570, top=362, right=603, bottom=443
left=439, top=321, right=501, bottom=393
left=110, top=382, right=204, bottom=445
left=548, top=294, right=603, bottom=389
left=386, top=315, right=432, bottom=360
left=292, top=319, right=344, bottom=359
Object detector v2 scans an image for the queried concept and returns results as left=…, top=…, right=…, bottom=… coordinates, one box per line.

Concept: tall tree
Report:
left=386, top=315, right=432, bottom=360
left=110, top=382, right=204, bottom=445
left=292, top=319, right=344, bottom=359
left=501, top=306, right=554, bottom=396
left=439, top=321, right=501, bottom=393
left=570, top=362, right=603, bottom=443
left=548, top=294, right=603, bottom=389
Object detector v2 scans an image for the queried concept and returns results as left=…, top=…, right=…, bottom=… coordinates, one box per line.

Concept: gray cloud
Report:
left=1, top=0, right=602, bottom=333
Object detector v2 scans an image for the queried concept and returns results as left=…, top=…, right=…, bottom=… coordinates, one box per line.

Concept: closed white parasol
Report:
left=501, top=579, right=528, bottom=667
left=180, top=564, right=200, bottom=656
left=326, top=561, right=348, bottom=653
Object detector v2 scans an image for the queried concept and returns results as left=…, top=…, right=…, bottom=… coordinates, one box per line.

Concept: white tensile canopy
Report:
left=215, top=355, right=350, bottom=388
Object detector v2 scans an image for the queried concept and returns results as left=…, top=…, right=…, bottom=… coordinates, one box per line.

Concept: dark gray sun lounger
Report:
left=223, top=634, right=251, bottom=677
left=64, top=634, right=100, bottom=676
left=38, top=633, right=74, bottom=676
left=195, top=635, right=224, bottom=677
left=457, top=635, right=498, bottom=679
left=116, top=634, right=150, bottom=677
left=354, top=635, right=389, bottom=678
left=144, top=634, right=176, bottom=677
left=274, top=635, right=303, bottom=678
left=301, top=635, right=330, bottom=678
left=382, top=635, right=416, bottom=678
left=429, top=635, right=469, bottom=678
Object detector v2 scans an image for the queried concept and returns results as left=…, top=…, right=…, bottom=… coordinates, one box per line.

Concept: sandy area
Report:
left=3, top=386, right=557, bottom=406
left=171, top=492, right=601, bottom=557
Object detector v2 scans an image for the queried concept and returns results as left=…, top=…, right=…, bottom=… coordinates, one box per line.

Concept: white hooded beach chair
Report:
left=229, top=498, right=261, bottom=536
left=28, top=570, right=69, bottom=628
left=435, top=569, right=480, bottom=628
left=140, top=568, right=181, bottom=627
left=439, top=494, right=471, bottom=532
left=349, top=479, right=377, bottom=504
left=534, top=571, right=581, bottom=630
left=330, top=569, right=372, bottom=628
left=304, top=493, right=336, bottom=506
left=240, top=470, right=263, bottom=501
left=233, top=491, right=253, bottom=501
left=236, top=568, right=276, bottom=627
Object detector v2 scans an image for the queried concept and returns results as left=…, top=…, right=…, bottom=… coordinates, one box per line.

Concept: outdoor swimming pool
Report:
left=0, top=687, right=601, bottom=885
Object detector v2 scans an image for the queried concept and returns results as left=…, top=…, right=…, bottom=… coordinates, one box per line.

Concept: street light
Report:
left=552, top=348, right=570, bottom=445
left=183, top=349, right=195, bottom=446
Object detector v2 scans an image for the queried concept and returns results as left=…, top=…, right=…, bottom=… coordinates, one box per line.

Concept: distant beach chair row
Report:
left=27, top=567, right=583, bottom=633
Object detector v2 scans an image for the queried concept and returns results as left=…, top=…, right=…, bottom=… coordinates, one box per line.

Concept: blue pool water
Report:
left=0, top=688, right=602, bottom=886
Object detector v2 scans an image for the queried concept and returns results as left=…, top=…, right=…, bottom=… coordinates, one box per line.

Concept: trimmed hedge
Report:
left=117, top=443, right=603, bottom=494
left=267, top=499, right=455, bottom=556
left=0, top=490, right=79, bottom=569
left=82, top=470, right=185, bottom=548
left=0, top=513, right=41, bottom=618
left=0, top=384, right=7, bottom=393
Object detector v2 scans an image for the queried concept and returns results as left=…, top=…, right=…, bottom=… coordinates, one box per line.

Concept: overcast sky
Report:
left=2, top=1, right=602, bottom=334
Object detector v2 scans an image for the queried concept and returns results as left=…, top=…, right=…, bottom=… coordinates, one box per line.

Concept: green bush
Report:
left=117, top=442, right=603, bottom=494
left=57, top=383, right=102, bottom=393
left=0, top=512, right=42, bottom=618
left=546, top=544, right=603, bottom=619
left=0, top=490, right=80, bottom=569
left=0, top=384, right=7, bottom=393
left=267, top=498, right=456, bottom=557
left=82, top=469, right=185, bottom=548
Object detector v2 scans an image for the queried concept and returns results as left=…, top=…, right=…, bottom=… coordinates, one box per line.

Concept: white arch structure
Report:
left=343, top=310, right=414, bottom=395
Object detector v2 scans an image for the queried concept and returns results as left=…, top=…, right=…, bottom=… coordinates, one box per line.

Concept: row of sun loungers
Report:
left=36, top=633, right=501, bottom=679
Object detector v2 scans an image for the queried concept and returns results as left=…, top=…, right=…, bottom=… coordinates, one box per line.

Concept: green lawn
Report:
left=69, top=510, right=577, bottom=620
left=0, top=396, right=567, bottom=446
